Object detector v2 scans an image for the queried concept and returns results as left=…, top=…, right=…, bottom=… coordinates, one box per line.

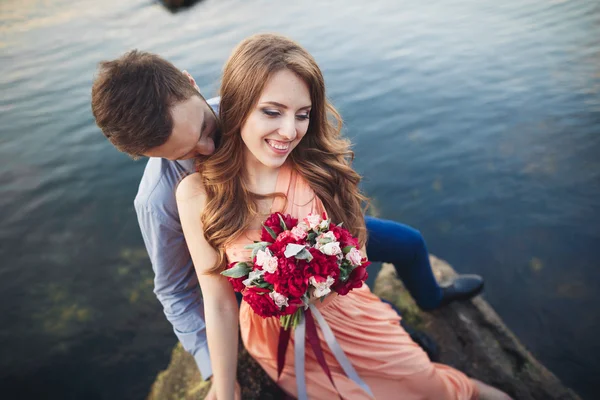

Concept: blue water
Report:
left=1, top=0, right=598, bottom=398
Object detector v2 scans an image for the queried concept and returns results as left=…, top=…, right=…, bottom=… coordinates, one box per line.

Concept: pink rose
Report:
left=276, top=230, right=296, bottom=242
left=291, top=225, right=308, bottom=240
left=303, top=213, right=322, bottom=230
left=345, top=247, right=363, bottom=266
left=269, top=291, right=289, bottom=308
left=309, top=276, right=335, bottom=298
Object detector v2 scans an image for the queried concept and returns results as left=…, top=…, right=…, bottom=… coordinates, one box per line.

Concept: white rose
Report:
left=269, top=291, right=289, bottom=308
left=255, top=248, right=271, bottom=267
left=319, top=241, right=342, bottom=256
left=317, top=231, right=336, bottom=244
left=263, top=256, right=279, bottom=274
left=309, top=276, right=335, bottom=298
left=345, top=247, right=363, bottom=267
left=296, top=221, right=309, bottom=231
left=318, top=219, right=330, bottom=230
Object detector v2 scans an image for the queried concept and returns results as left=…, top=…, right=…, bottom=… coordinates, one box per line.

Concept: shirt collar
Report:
left=176, top=159, right=196, bottom=174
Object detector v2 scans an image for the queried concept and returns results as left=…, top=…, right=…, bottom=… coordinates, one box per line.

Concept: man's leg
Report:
left=365, top=217, right=443, bottom=309
left=365, top=217, right=484, bottom=310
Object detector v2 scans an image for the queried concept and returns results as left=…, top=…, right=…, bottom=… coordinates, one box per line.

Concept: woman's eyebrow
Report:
left=260, top=101, right=312, bottom=111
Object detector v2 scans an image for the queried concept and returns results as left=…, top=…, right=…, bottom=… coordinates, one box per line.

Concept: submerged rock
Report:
left=147, top=256, right=580, bottom=400
left=158, top=0, right=201, bottom=11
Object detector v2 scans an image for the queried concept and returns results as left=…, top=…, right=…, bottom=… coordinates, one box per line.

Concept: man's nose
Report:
left=196, top=137, right=215, bottom=156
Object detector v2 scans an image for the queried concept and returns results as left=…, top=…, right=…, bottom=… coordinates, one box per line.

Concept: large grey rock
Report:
left=375, top=257, right=580, bottom=400
left=147, top=256, right=580, bottom=400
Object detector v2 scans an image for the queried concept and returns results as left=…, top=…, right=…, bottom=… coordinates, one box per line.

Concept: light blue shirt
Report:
left=134, top=97, right=219, bottom=380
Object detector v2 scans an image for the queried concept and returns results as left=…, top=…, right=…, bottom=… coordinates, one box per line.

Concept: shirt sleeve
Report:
left=134, top=202, right=213, bottom=380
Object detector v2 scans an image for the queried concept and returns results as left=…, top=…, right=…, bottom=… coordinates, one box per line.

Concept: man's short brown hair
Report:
left=91, top=50, right=199, bottom=158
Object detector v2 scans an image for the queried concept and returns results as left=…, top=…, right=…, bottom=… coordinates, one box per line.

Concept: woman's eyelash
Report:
left=262, top=109, right=310, bottom=120
left=262, top=109, right=280, bottom=117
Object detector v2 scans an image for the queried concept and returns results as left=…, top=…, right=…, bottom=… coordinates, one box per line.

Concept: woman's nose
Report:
left=278, top=117, right=297, bottom=140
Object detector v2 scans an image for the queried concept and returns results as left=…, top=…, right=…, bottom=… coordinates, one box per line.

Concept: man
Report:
left=91, top=50, right=483, bottom=397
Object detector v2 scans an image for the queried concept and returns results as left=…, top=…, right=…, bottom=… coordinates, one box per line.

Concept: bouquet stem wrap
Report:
left=277, top=304, right=374, bottom=400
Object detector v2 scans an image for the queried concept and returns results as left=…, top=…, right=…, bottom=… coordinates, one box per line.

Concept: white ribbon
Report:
left=293, top=304, right=374, bottom=400
left=294, top=313, right=307, bottom=400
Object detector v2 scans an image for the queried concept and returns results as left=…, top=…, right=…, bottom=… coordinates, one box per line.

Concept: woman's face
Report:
left=241, top=69, right=311, bottom=169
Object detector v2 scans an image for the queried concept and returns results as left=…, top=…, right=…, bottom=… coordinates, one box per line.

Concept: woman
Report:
left=176, top=33, right=510, bottom=400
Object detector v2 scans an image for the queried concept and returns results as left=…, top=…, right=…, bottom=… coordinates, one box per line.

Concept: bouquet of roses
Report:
left=221, top=212, right=370, bottom=329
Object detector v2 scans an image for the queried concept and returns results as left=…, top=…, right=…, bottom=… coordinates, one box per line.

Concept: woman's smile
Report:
left=266, top=139, right=291, bottom=154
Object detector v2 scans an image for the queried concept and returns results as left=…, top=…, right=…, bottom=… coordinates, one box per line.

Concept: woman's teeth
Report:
left=266, top=139, right=289, bottom=150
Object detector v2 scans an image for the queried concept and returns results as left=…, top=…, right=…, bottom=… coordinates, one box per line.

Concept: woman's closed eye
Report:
left=262, top=108, right=280, bottom=117
left=262, top=108, right=310, bottom=121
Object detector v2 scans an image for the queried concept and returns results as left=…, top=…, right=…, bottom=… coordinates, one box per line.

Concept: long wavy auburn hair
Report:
left=198, top=33, right=369, bottom=274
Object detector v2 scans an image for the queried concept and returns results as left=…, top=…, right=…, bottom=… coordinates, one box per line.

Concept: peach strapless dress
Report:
left=225, top=163, right=478, bottom=400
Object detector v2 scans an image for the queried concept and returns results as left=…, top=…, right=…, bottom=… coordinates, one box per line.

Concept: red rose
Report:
left=280, top=297, right=303, bottom=316
left=264, top=257, right=309, bottom=298
left=332, top=260, right=370, bottom=295
left=260, top=212, right=298, bottom=242
left=267, top=233, right=300, bottom=256
left=243, top=287, right=280, bottom=318
left=282, top=214, right=298, bottom=230
left=330, top=225, right=359, bottom=248
left=305, top=248, right=340, bottom=282
left=224, top=262, right=247, bottom=292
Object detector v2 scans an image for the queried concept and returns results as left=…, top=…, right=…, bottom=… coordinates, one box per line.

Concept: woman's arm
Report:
left=176, top=173, right=239, bottom=400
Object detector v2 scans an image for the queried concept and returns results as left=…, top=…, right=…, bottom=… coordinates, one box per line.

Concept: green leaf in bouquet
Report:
left=294, top=248, right=313, bottom=262
left=244, top=241, right=271, bottom=250
left=338, top=264, right=352, bottom=282
left=242, top=269, right=265, bottom=287
left=256, top=281, right=272, bottom=289
left=337, top=222, right=343, bottom=227
left=317, top=235, right=334, bottom=245
left=262, top=224, right=278, bottom=240
left=278, top=214, right=288, bottom=231
left=301, top=294, right=310, bottom=310
left=284, top=243, right=306, bottom=258
left=221, top=262, right=252, bottom=278
left=245, top=241, right=270, bottom=260
left=342, top=246, right=354, bottom=255
left=307, top=232, right=317, bottom=243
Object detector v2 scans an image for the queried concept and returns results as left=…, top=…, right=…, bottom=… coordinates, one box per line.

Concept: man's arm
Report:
left=135, top=201, right=213, bottom=380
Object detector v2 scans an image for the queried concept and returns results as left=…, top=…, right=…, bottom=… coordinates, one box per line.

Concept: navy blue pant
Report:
left=365, top=217, right=442, bottom=310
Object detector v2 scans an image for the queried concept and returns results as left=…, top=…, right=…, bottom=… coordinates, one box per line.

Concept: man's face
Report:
left=144, top=95, right=218, bottom=160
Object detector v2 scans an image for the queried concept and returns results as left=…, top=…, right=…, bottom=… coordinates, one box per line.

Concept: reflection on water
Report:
left=1, top=0, right=599, bottom=398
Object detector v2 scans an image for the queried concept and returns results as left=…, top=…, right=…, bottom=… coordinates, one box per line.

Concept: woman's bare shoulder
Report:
left=175, top=172, right=206, bottom=203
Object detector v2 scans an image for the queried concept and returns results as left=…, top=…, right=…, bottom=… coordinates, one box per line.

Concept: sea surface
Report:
left=0, top=0, right=598, bottom=398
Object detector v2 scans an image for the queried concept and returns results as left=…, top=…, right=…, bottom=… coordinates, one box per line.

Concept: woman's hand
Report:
left=205, top=379, right=241, bottom=400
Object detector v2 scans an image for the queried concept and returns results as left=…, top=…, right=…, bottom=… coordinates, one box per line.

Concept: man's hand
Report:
left=204, top=378, right=241, bottom=400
